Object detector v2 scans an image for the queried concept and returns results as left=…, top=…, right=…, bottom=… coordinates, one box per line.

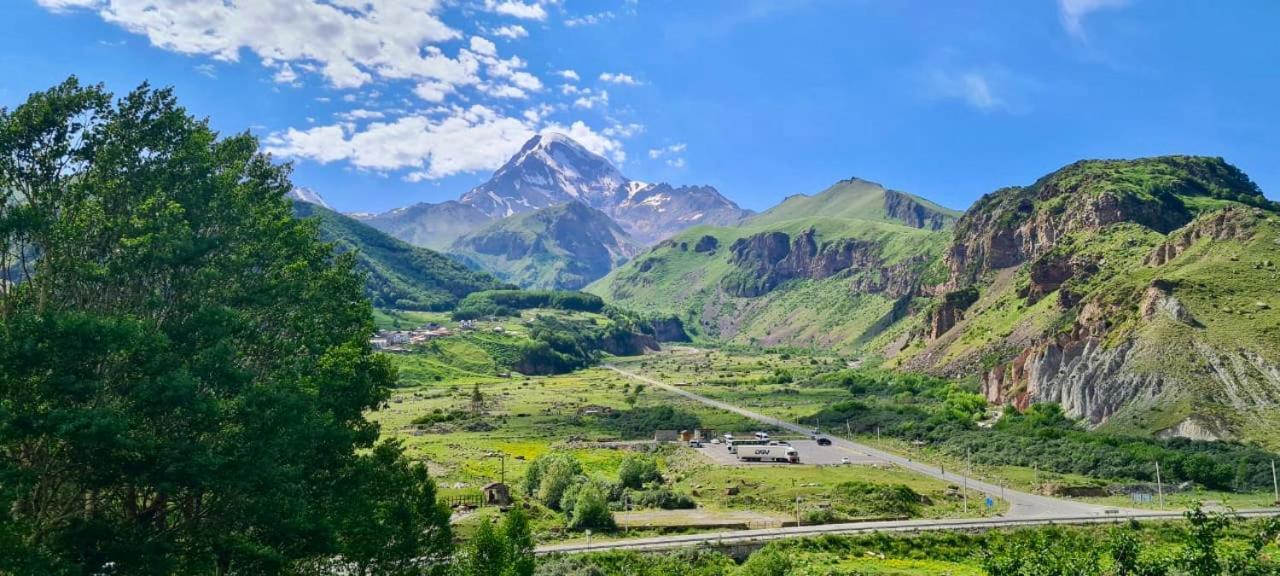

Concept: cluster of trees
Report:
left=0, top=78, right=526, bottom=575
left=519, top=453, right=615, bottom=532
left=520, top=453, right=690, bottom=533
left=458, top=509, right=535, bottom=576
left=451, top=290, right=605, bottom=320
left=955, top=404, right=1280, bottom=492
left=594, top=406, right=701, bottom=439
left=810, top=369, right=1280, bottom=492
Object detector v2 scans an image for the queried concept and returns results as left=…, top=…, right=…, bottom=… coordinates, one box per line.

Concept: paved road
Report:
left=538, top=509, right=1280, bottom=555
left=604, top=364, right=1107, bottom=518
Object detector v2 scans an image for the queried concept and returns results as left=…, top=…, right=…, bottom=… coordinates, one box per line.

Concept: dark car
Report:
left=815, top=437, right=832, bottom=446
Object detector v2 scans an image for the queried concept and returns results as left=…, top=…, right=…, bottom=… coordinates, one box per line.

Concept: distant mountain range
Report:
left=291, top=132, right=751, bottom=289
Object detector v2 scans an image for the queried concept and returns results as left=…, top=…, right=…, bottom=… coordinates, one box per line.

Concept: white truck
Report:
left=737, top=445, right=799, bottom=464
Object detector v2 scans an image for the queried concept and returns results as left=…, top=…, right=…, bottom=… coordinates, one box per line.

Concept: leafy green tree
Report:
left=567, top=481, right=615, bottom=532
left=460, top=521, right=507, bottom=576
left=521, top=453, right=583, bottom=510
left=617, top=455, right=662, bottom=490
left=734, top=548, right=792, bottom=576
left=500, top=508, right=536, bottom=576
left=0, top=78, right=449, bottom=574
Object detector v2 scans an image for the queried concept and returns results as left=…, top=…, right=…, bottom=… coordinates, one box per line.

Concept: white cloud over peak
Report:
left=572, top=89, right=609, bottom=110
left=555, top=69, right=580, bottom=82
left=1058, top=0, right=1130, bottom=39
left=648, top=143, right=686, bottom=159
left=266, top=106, right=627, bottom=178
left=599, top=72, right=641, bottom=86
left=543, top=121, right=626, bottom=163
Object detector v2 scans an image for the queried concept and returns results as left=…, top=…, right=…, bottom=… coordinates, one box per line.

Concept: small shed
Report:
left=482, top=482, right=511, bottom=506
left=654, top=430, right=680, bottom=443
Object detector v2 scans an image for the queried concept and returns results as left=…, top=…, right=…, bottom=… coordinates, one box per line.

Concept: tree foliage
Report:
left=0, top=78, right=449, bottom=574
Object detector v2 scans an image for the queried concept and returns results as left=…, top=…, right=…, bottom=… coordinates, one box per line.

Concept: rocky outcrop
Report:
left=1145, top=207, right=1259, bottom=266
left=1138, top=280, right=1200, bottom=326
left=928, top=288, right=980, bottom=339
left=1022, top=252, right=1099, bottom=304
left=722, top=228, right=884, bottom=297
left=883, top=189, right=953, bottom=230
left=945, top=157, right=1265, bottom=287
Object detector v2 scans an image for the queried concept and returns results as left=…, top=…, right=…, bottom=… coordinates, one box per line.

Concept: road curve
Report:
left=603, top=364, right=1108, bottom=518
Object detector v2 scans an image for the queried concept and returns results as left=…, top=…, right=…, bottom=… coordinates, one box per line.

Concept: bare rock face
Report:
left=721, top=228, right=924, bottom=298
left=1138, top=280, right=1199, bottom=326
left=883, top=189, right=952, bottom=230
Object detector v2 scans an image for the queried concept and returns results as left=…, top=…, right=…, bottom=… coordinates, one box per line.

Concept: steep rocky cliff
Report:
left=904, top=157, right=1280, bottom=443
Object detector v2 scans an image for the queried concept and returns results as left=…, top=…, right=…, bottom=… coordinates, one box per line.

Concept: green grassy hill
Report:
left=589, top=180, right=954, bottom=350
left=450, top=201, right=641, bottom=291
left=293, top=201, right=508, bottom=310
left=593, top=156, right=1280, bottom=445
left=895, top=156, right=1280, bottom=445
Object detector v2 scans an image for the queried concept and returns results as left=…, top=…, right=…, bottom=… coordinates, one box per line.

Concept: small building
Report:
left=654, top=430, right=680, bottom=443
left=483, top=482, right=511, bottom=507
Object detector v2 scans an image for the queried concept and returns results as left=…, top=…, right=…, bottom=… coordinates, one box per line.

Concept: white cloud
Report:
left=1058, top=0, right=1129, bottom=39
left=543, top=121, right=625, bottom=163
left=555, top=69, right=580, bottom=81
left=566, top=11, right=614, bottom=27
left=492, top=25, right=528, bottom=39
left=413, top=80, right=455, bottom=102
left=273, top=62, right=300, bottom=85
left=918, top=64, right=1035, bottom=113
left=599, top=72, right=641, bottom=86
left=337, top=109, right=386, bottom=121
left=267, top=105, right=628, bottom=178
left=648, top=142, right=687, bottom=167
left=193, top=63, right=216, bottom=78
left=36, top=0, right=497, bottom=92
left=603, top=122, right=644, bottom=139
left=573, top=89, right=608, bottom=109
left=469, top=36, right=498, bottom=56
left=267, top=105, right=537, bottom=178
left=484, top=0, right=548, bottom=21
left=647, top=143, right=686, bottom=159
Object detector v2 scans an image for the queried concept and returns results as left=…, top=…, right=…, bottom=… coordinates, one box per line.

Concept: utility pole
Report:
left=1155, top=461, right=1165, bottom=511
left=963, top=448, right=971, bottom=514
left=846, top=419, right=851, bottom=436
left=1271, top=460, right=1278, bottom=505
left=795, top=496, right=802, bottom=527
left=875, top=425, right=880, bottom=442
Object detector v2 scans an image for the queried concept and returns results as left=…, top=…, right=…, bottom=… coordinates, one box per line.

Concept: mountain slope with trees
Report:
left=294, top=200, right=509, bottom=310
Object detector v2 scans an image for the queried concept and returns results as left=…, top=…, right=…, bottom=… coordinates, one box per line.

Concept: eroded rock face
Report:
left=724, top=228, right=884, bottom=297
left=883, top=189, right=952, bottom=230
left=1145, top=207, right=1259, bottom=266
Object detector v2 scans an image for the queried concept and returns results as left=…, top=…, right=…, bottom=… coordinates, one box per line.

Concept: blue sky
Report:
left=3, top=1, right=1278, bottom=214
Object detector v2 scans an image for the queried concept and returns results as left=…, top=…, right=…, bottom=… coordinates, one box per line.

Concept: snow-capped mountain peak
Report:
left=287, top=186, right=332, bottom=209
left=459, top=133, right=628, bottom=219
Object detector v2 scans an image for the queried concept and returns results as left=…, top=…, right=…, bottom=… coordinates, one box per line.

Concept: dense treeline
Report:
left=0, top=78, right=484, bottom=574
left=810, top=369, right=1280, bottom=492
left=452, top=289, right=605, bottom=319
left=295, top=201, right=509, bottom=311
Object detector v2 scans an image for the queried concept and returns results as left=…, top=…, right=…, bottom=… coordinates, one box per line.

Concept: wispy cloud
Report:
left=1058, top=0, right=1130, bottom=39
left=599, top=72, right=641, bottom=86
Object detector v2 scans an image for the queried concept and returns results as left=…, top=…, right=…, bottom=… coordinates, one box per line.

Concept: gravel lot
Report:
left=692, top=439, right=883, bottom=466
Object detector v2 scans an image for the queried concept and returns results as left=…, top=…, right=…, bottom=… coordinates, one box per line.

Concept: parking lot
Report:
left=692, top=439, right=884, bottom=466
